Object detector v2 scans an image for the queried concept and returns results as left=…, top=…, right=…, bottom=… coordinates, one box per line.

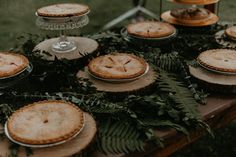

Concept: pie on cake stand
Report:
left=0, top=100, right=97, bottom=157
left=0, top=52, right=33, bottom=89
left=121, top=21, right=177, bottom=47
left=77, top=53, right=157, bottom=93
left=215, top=26, right=236, bottom=49
left=189, top=49, right=236, bottom=93
left=161, top=7, right=219, bottom=27
left=33, top=3, right=99, bottom=61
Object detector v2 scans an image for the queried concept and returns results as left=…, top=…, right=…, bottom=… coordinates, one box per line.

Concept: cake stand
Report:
left=160, top=0, right=220, bottom=27
left=34, top=12, right=98, bottom=61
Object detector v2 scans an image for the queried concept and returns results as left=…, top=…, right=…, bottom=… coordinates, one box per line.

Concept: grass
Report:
left=0, top=0, right=236, bottom=156
left=0, top=0, right=236, bottom=50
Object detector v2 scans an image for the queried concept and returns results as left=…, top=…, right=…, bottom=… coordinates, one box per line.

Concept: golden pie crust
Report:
left=170, top=8, right=211, bottom=23
left=197, top=49, right=236, bottom=73
left=225, top=26, right=236, bottom=40
left=0, top=52, right=29, bottom=78
left=127, top=21, right=175, bottom=38
left=37, top=3, right=90, bottom=17
left=7, top=100, right=84, bottom=145
left=88, top=53, right=148, bottom=79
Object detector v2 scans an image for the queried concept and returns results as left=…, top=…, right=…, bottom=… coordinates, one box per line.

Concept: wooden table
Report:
left=93, top=94, right=236, bottom=157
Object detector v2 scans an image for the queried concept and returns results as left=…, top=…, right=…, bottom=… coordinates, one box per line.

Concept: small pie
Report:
left=7, top=100, right=84, bottom=145
left=197, top=49, right=236, bottom=73
left=225, top=26, right=236, bottom=40
left=170, top=8, right=210, bottom=22
left=127, top=21, right=176, bottom=38
left=0, top=52, right=29, bottom=78
left=37, top=3, right=90, bottom=17
left=88, top=53, right=148, bottom=79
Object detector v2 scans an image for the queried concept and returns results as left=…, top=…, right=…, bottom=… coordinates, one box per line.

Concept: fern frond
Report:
left=96, top=120, right=145, bottom=154
left=158, top=70, right=200, bottom=122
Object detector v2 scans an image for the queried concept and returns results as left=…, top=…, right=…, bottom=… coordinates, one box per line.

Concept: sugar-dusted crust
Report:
left=127, top=21, right=175, bottom=38
left=197, top=49, right=236, bottom=73
left=225, top=26, right=236, bottom=40
left=37, top=3, right=90, bottom=17
left=88, top=53, right=148, bottom=79
left=0, top=52, right=29, bottom=78
left=7, top=100, right=84, bottom=145
left=170, top=8, right=210, bottom=21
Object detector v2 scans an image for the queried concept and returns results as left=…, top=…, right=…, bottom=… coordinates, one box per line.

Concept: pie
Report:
left=37, top=3, right=90, bottom=17
left=88, top=53, right=148, bottom=79
left=0, top=52, right=29, bottom=78
left=127, top=21, right=176, bottom=38
left=225, top=26, right=236, bottom=40
left=197, top=49, right=236, bottom=73
left=7, top=100, right=84, bottom=145
left=170, top=8, right=210, bottom=21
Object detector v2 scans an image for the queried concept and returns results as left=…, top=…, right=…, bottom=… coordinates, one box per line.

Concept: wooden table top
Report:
left=93, top=94, right=236, bottom=157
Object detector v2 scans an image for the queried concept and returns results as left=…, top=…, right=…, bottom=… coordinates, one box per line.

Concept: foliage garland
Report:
left=0, top=23, right=228, bottom=156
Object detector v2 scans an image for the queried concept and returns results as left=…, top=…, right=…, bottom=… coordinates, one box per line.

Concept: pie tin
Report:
left=197, top=61, right=236, bottom=75
left=121, top=28, right=177, bottom=47
left=0, top=63, right=32, bottom=80
left=87, top=64, right=150, bottom=83
left=0, top=63, right=33, bottom=89
left=4, top=113, right=85, bottom=148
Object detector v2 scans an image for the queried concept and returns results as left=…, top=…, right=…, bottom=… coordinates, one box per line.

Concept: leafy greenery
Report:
left=0, top=23, right=229, bottom=156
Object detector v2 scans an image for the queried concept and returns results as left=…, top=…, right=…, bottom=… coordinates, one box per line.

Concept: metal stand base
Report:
left=103, top=5, right=158, bottom=30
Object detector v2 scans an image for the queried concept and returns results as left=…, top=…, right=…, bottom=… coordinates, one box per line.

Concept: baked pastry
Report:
left=0, top=52, right=29, bottom=78
left=127, top=21, right=175, bottom=38
left=7, top=100, right=84, bottom=145
left=37, top=3, right=90, bottom=17
left=88, top=53, right=148, bottom=79
left=197, top=49, right=236, bottom=73
left=171, top=8, right=210, bottom=21
left=225, top=26, right=236, bottom=40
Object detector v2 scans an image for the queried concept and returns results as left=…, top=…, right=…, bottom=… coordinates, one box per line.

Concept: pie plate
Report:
left=197, top=61, right=236, bottom=75
left=0, top=63, right=33, bottom=89
left=121, top=28, right=177, bottom=42
left=0, top=63, right=33, bottom=80
left=4, top=114, right=85, bottom=148
left=87, top=64, right=150, bottom=83
left=121, top=28, right=177, bottom=46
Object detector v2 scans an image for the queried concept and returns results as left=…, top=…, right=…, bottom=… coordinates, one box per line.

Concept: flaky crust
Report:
left=37, top=3, right=90, bottom=17
left=197, top=49, right=236, bottom=73
left=171, top=8, right=210, bottom=21
left=0, top=52, right=29, bottom=78
left=88, top=53, right=148, bottom=79
left=225, top=26, right=236, bottom=40
left=7, top=100, right=84, bottom=145
left=127, top=21, right=175, bottom=38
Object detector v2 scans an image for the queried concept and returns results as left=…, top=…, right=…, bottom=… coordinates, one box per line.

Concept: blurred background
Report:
left=0, top=0, right=235, bottom=50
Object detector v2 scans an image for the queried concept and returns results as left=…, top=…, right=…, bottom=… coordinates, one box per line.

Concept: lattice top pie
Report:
left=225, top=26, right=236, bottom=40
left=88, top=53, right=148, bottom=79
left=197, top=49, right=236, bottom=73
left=7, top=100, right=84, bottom=145
left=37, top=3, right=90, bottom=17
left=127, top=21, right=175, bottom=38
left=171, top=8, right=210, bottom=21
left=0, top=52, right=29, bottom=78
